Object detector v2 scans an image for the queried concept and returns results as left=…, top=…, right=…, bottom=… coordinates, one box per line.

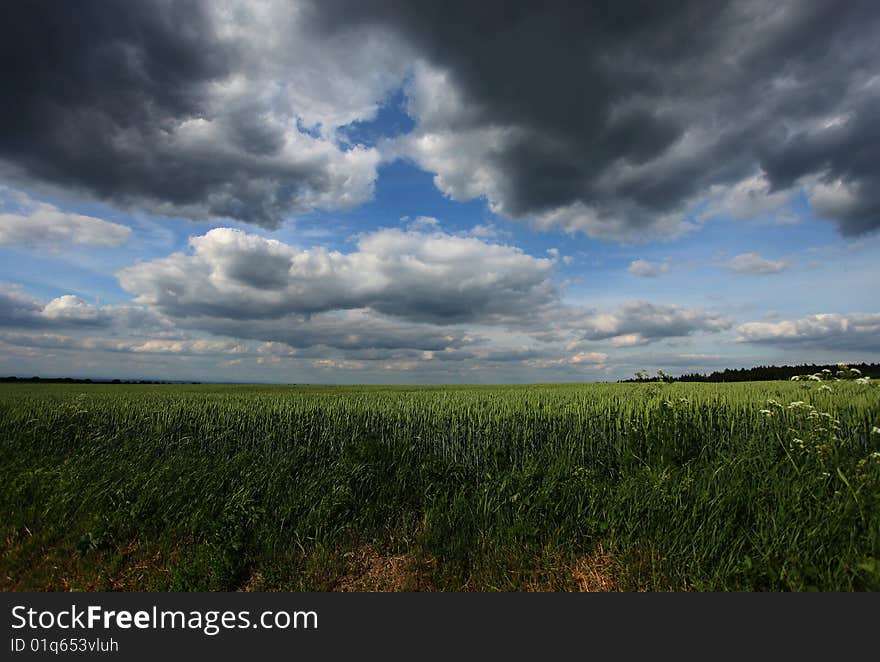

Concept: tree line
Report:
left=621, top=363, right=880, bottom=383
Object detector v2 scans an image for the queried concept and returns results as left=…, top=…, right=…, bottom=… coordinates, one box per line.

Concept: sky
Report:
left=1, top=0, right=879, bottom=384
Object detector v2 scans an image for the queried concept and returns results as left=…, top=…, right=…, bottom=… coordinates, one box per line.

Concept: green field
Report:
left=2, top=381, right=879, bottom=591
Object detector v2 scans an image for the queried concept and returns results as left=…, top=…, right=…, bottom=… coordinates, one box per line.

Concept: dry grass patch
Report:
left=0, top=542, right=172, bottom=591
left=334, top=546, right=436, bottom=592
left=569, top=549, right=618, bottom=592
left=521, top=547, right=618, bottom=592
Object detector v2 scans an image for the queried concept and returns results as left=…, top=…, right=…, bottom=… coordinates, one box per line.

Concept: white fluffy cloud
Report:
left=41, top=295, right=114, bottom=324
left=726, top=252, right=788, bottom=274
left=0, top=284, right=159, bottom=330
left=95, top=225, right=741, bottom=363
left=0, top=332, right=247, bottom=356
left=574, top=301, right=733, bottom=345
left=703, top=173, right=797, bottom=223
left=117, top=226, right=557, bottom=324
left=627, top=259, right=670, bottom=278
left=0, top=190, right=130, bottom=248
left=737, top=313, right=880, bottom=350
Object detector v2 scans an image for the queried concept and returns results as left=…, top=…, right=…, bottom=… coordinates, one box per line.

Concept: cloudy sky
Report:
left=1, top=0, right=879, bottom=383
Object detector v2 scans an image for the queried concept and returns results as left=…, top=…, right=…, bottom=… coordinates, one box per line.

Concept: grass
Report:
left=1, top=380, right=879, bottom=591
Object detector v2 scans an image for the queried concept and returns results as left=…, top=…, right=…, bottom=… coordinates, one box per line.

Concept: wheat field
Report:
left=2, top=380, right=878, bottom=591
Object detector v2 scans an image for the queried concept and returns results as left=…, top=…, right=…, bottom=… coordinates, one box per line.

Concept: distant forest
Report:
left=3, top=364, right=880, bottom=385
left=621, top=363, right=880, bottom=383
left=0, top=376, right=199, bottom=385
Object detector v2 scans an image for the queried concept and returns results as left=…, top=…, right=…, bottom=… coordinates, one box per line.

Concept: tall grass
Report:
left=1, top=381, right=878, bottom=590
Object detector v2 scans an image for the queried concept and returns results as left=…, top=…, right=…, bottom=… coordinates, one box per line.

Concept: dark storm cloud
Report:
left=757, top=100, right=880, bottom=236
left=0, top=0, right=380, bottom=226
left=2, top=1, right=226, bottom=135
left=0, top=288, right=44, bottom=328
left=310, top=0, right=880, bottom=237
left=5, top=1, right=878, bottom=236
